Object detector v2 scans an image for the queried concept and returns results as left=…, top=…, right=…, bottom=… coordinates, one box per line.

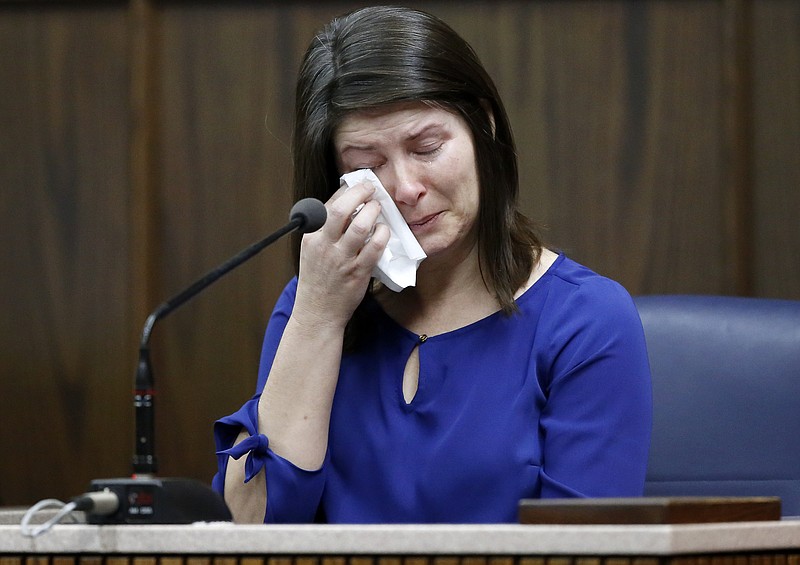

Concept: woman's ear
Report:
left=480, top=99, right=496, bottom=138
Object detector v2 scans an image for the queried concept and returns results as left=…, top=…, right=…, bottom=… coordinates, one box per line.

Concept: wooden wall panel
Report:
left=0, top=6, right=133, bottom=504
left=153, top=3, right=302, bottom=478
left=752, top=0, right=800, bottom=299
left=1, top=0, right=798, bottom=507
left=473, top=2, right=734, bottom=294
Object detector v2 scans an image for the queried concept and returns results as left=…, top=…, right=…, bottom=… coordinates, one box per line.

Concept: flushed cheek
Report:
left=442, top=150, right=478, bottom=191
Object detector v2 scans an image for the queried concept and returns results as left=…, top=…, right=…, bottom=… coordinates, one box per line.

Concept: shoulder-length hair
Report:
left=292, top=6, right=541, bottom=349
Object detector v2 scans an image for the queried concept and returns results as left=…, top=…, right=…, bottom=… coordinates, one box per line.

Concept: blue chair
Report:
left=634, top=295, right=800, bottom=517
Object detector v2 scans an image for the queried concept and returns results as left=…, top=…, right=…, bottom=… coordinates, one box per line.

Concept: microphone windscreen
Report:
left=290, top=198, right=327, bottom=233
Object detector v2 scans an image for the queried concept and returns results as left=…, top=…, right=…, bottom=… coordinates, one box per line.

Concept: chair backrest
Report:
left=634, top=295, right=800, bottom=517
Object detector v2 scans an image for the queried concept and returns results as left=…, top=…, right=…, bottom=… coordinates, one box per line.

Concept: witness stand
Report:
left=1, top=498, right=799, bottom=565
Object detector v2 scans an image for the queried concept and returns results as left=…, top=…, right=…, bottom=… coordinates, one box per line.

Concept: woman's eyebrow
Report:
left=339, top=143, right=375, bottom=153
left=406, top=122, right=446, bottom=140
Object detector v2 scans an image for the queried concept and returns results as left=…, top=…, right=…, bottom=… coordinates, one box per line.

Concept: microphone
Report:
left=290, top=197, right=328, bottom=233
left=88, top=198, right=326, bottom=524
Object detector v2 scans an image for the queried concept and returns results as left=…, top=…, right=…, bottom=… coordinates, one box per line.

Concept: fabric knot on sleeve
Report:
left=216, top=433, right=269, bottom=483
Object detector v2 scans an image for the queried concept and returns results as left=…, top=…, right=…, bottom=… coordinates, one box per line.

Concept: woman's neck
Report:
left=375, top=244, right=499, bottom=336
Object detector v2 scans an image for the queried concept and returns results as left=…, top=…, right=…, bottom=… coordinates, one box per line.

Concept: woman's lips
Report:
left=407, top=212, right=441, bottom=233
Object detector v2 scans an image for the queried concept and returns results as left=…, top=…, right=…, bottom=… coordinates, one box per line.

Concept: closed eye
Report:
left=415, top=144, right=443, bottom=158
left=348, top=160, right=386, bottom=171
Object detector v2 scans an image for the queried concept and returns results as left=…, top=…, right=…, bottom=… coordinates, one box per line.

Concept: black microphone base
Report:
left=88, top=476, right=232, bottom=524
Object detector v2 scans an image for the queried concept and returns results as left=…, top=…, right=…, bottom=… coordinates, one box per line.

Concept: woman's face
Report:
left=334, top=102, right=481, bottom=264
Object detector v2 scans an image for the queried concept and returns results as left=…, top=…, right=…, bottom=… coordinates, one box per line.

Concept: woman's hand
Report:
left=292, top=181, right=391, bottom=330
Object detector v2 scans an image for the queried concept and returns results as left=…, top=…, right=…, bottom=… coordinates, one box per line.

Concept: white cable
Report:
left=19, top=498, right=81, bottom=538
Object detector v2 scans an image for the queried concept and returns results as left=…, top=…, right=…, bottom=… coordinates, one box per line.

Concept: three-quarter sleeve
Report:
left=212, top=278, right=327, bottom=523
left=536, top=275, right=653, bottom=498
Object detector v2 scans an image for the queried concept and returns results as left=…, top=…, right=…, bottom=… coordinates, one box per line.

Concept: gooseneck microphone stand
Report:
left=134, top=202, right=320, bottom=475
left=88, top=198, right=326, bottom=524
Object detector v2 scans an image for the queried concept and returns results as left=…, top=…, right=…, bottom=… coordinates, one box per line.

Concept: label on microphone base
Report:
left=87, top=477, right=231, bottom=524
left=125, top=484, right=156, bottom=518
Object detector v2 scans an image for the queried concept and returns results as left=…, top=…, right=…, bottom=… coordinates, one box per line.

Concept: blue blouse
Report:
left=213, top=253, right=652, bottom=523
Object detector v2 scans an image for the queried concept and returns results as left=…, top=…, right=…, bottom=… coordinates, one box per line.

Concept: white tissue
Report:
left=339, top=169, right=426, bottom=292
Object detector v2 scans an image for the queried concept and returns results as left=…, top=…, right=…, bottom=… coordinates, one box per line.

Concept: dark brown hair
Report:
left=292, top=6, right=541, bottom=347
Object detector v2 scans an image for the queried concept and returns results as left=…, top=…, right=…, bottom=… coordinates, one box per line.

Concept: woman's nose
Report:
left=381, top=160, right=426, bottom=206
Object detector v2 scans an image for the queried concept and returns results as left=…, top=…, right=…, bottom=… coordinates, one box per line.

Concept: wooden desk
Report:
left=2, top=519, right=800, bottom=565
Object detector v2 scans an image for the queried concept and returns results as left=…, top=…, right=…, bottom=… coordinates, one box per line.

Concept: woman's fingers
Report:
left=358, top=222, right=391, bottom=266
left=318, top=181, right=387, bottom=262
left=322, top=182, right=376, bottom=238
left=293, top=182, right=389, bottom=324
left=340, top=199, right=382, bottom=256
